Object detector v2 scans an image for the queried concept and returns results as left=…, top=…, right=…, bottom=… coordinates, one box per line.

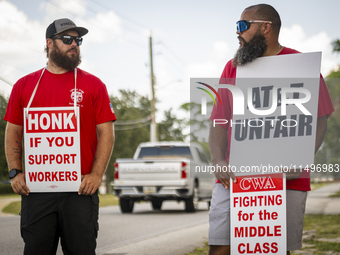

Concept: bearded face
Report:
left=49, top=40, right=81, bottom=71
left=232, top=30, right=268, bottom=67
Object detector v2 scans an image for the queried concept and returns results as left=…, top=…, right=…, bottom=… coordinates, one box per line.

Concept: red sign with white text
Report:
left=232, top=174, right=283, bottom=193
left=25, top=110, right=77, bottom=133
left=230, top=173, right=286, bottom=255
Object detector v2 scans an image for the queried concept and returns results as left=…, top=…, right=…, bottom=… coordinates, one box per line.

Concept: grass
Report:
left=186, top=214, right=340, bottom=255
left=3, top=201, right=21, bottom=215
left=303, top=214, right=340, bottom=239
left=310, top=182, right=328, bottom=191
left=2, top=194, right=120, bottom=215
left=329, top=190, right=340, bottom=197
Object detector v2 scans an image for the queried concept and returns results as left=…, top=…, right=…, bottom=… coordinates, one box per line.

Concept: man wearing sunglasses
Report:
left=4, top=18, right=116, bottom=254
left=208, top=4, right=334, bottom=255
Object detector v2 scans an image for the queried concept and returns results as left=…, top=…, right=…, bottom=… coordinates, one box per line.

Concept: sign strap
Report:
left=26, top=67, right=78, bottom=119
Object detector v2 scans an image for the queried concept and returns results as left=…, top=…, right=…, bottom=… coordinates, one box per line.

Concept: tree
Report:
left=157, top=108, right=187, bottom=141
left=105, top=90, right=151, bottom=192
left=105, top=90, right=190, bottom=193
left=313, top=39, right=340, bottom=179
left=0, top=94, right=8, bottom=180
left=180, top=101, right=212, bottom=161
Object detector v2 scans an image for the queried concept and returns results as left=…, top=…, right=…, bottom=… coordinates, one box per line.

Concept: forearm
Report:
left=91, top=122, right=115, bottom=177
left=314, top=115, right=327, bottom=154
left=209, top=122, right=228, bottom=165
left=5, top=122, right=23, bottom=171
left=286, top=115, right=328, bottom=180
left=78, top=121, right=114, bottom=195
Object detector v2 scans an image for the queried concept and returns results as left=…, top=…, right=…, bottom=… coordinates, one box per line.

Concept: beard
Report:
left=232, top=31, right=267, bottom=67
left=49, top=41, right=81, bottom=70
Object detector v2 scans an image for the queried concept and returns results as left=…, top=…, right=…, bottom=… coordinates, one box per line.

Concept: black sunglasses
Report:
left=52, top=35, right=83, bottom=46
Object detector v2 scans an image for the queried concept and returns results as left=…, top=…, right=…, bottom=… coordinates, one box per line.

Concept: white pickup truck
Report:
left=113, top=141, right=215, bottom=213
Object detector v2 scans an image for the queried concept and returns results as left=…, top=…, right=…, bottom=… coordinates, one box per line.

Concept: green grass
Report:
left=329, top=190, right=340, bottom=197
left=2, top=194, right=119, bottom=215
left=3, top=201, right=21, bottom=215
left=310, top=183, right=328, bottom=191
left=303, top=214, right=340, bottom=239
left=98, top=194, right=119, bottom=207
left=186, top=242, right=209, bottom=255
left=0, top=194, right=21, bottom=199
left=186, top=214, right=340, bottom=255
left=305, top=240, right=340, bottom=252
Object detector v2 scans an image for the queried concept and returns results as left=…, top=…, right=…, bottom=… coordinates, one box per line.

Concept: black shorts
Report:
left=20, top=192, right=99, bottom=255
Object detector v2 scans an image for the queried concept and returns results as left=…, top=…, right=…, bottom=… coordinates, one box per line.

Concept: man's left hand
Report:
left=78, top=173, right=102, bottom=195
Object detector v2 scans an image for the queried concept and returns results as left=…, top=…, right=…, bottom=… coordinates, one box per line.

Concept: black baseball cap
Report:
left=46, top=18, right=88, bottom=39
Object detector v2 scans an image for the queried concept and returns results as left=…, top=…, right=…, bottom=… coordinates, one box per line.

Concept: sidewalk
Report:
left=305, top=182, right=340, bottom=214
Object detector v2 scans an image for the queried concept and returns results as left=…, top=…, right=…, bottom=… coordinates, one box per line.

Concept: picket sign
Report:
left=230, top=173, right=286, bottom=255
left=24, top=107, right=81, bottom=192
left=228, top=52, right=322, bottom=254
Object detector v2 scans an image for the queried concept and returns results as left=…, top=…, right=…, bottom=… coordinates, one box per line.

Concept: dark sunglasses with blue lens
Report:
left=236, top=20, right=272, bottom=33
left=52, top=35, right=83, bottom=46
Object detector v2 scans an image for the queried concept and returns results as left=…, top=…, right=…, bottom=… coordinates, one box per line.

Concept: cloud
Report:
left=187, top=41, right=232, bottom=78
left=86, top=11, right=123, bottom=44
left=44, top=0, right=87, bottom=18
left=0, top=0, right=46, bottom=86
left=280, top=24, right=339, bottom=75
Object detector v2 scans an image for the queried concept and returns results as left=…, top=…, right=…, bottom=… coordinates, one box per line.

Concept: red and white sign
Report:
left=24, top=107, right=81, bottom=192
left=230, top=173, right=286, bottom=255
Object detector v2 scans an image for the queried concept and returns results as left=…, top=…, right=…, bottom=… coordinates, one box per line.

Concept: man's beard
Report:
left=49, top=41, right=81, bottom=70
left=232, top=31, right=267, bottom=67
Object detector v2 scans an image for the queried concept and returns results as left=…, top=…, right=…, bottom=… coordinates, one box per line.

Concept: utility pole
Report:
left=149, top=32, right=157, bottom=142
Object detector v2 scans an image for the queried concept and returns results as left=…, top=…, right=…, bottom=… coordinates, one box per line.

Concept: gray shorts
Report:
left=209, top=183, right=307, bottom=251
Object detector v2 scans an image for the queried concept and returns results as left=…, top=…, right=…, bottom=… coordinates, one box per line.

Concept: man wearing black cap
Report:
left=4, top=18, right=116, bottom=254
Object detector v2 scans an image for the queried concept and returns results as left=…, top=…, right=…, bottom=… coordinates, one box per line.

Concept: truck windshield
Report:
left=138, top=146, right=192, bottom=159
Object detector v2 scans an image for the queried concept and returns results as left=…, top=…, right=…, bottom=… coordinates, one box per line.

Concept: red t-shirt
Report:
left=210, top=47, right=334, bottom=191
left=4, top=68, right=117, bottom=175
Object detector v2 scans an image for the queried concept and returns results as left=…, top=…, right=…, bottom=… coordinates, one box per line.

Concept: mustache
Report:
left=67, top=47, right=78, bottom=53
left=238, top=36, right=246, bottom=44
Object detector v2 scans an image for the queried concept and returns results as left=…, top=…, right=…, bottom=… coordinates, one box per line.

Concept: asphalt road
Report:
left=2, top=182, right=339, bottom=255
left=0, top=200, right=210, bottom=255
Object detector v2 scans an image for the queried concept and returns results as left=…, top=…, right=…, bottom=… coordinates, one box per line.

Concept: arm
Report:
left=285, top=114, right=328, bottom=180
left=314, top=114, right=327, bottom=154
left=209, top=122, right=236, bottom=189
left=5, top=122, right=30, bottom=196
left=78, top=121, right=115, bottom=195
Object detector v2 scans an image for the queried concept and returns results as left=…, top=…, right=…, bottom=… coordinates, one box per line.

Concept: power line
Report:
left=0, top=37, right=42, bottom=55
left=72, top=0, right=148, bottom=40
left=115, top=122, right=150, bottom=131
left=87, top=0, right=187, bottom=78
left=90, top=0, right=150, bottom=32
left=157, top=39, right=186, bottom=68
left=114, top=117, right=150, bottom=125
left=45, top=0, right=147, bottom=49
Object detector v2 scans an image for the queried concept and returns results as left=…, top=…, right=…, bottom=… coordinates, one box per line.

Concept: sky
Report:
left=1, top=0, right=340, bottom=123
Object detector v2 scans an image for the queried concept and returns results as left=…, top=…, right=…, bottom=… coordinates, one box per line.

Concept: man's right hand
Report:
left=214, top=160, right=237, bottom=189
left=11, top=173, right=30, bottom=196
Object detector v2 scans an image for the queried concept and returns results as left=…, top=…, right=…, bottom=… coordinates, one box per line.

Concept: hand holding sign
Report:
left=11, top=173, right=30, bottom=196
left=214, top=160, right=237, bottom=189
left=78, top=172, right=102, bottom=196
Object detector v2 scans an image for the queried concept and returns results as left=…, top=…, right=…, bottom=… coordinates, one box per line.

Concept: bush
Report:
left=0, top=183, right=14, bottom=194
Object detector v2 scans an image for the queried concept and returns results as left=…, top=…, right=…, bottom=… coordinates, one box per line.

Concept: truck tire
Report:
left=151, top=200, right=163, bottom=210
left=185, top=185, right=199, bottom=212
left=119, top=198, right=134, bottom=213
